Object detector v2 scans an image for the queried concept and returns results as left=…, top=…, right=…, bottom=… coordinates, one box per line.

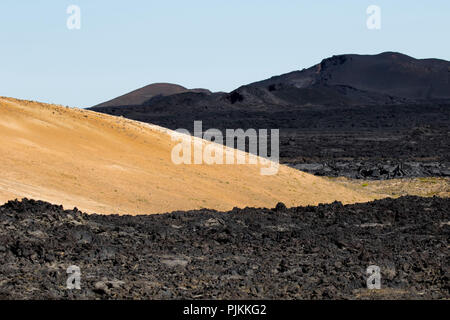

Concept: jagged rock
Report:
left=274, top=202, right=287, bottom=212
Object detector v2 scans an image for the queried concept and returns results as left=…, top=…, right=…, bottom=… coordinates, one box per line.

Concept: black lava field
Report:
left=92, top=102, right=450, bottom=179
left=0, top=197, right=448, bottom=300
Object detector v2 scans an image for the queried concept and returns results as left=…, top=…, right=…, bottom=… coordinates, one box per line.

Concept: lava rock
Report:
left=0, top=197, right=448, bottom=300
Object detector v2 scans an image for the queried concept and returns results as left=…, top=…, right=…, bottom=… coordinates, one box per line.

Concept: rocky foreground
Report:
left=0, top=197, right=448, bottom=300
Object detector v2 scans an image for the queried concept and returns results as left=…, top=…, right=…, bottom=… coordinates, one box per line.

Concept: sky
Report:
left=0, top=0, right=449, bottom=108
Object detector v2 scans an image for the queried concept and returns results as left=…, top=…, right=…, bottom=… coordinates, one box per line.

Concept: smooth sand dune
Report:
left=0, top=97, right=373, bottom=215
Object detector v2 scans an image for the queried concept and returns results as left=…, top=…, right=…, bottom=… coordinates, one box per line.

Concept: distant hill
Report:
left=90, top=52, right=450, bottom=132
left=92, top=52, right=450, bottom=111
left=93, top=83, right=211, bottom=108
left=244, top=52, right=450, bottom=105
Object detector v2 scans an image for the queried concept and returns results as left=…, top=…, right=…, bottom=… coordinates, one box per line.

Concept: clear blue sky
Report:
left=0, top=0, right=449, bottom=108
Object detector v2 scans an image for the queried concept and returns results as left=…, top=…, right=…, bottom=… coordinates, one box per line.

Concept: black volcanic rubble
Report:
left=290, top=160, right=450, bottom=179
left=0, top=197, right=448, bottom=300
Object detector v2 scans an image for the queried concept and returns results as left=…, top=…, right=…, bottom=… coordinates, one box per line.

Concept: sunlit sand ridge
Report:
left=0, top=97, right=373, bottom=214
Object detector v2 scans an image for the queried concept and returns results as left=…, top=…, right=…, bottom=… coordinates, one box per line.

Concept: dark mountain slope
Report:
left=92, top=52, right=450, bottom=114
left=249, top=52, right=450, bottom=102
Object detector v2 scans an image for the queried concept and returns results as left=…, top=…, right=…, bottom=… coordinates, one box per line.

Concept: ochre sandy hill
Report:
left=0, top=97, right=373, bottom=215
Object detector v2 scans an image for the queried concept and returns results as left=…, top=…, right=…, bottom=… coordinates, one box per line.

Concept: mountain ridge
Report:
left=92, top=52, right=450, bottom=110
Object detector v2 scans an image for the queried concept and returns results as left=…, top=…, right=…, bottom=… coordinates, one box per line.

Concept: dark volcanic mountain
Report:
left=93, top=52, right=450, bottom=110
left=247, top=52, right=450, bottom=104
left=93, top=83, right=211, bottom=108
left=90, top=52, right=450, bottom=179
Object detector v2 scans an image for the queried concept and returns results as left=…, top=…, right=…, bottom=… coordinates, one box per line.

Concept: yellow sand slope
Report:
left=0, top=97, right=373, bottom=214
